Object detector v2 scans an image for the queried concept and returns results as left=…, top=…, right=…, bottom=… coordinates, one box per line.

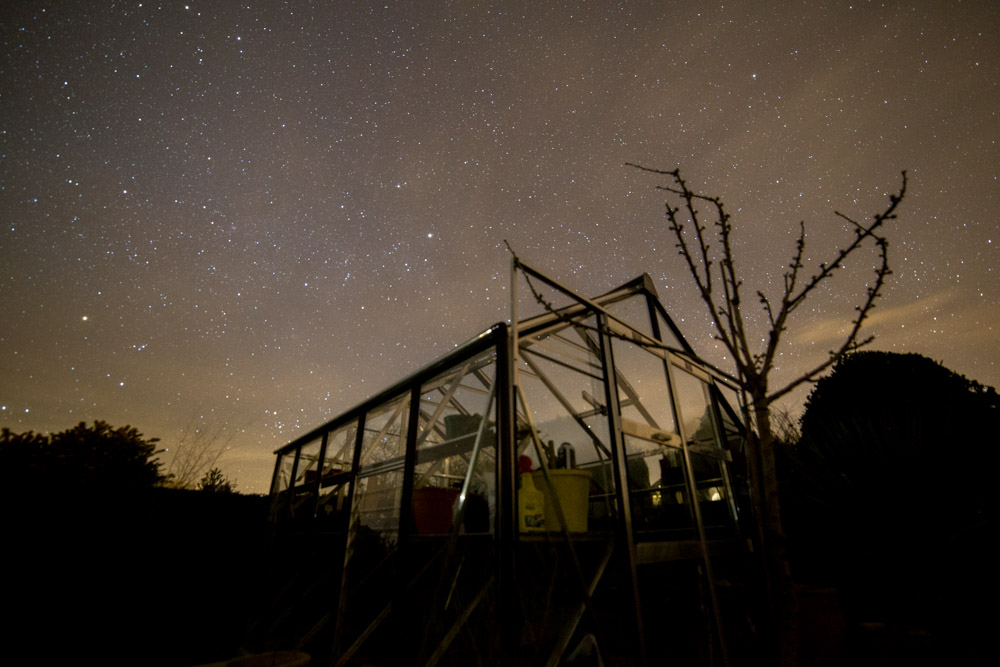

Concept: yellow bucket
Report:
left=532, top=469, right=592, bottom=532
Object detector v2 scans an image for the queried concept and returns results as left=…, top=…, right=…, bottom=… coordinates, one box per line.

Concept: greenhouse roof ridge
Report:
left=274, top=273, right=704, bottom=456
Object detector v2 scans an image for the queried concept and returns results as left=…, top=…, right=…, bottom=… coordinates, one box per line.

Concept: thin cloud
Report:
left=792, top=289, right=954, bottom=346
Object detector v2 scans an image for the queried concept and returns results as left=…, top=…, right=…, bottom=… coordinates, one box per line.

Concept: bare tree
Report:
left=162, top=414, right=239, bottom=489
left=629, top=163, right=907, bottom=664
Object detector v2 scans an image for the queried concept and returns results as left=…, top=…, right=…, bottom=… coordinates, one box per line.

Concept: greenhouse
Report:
left=266, top=260, right=761, bottom=666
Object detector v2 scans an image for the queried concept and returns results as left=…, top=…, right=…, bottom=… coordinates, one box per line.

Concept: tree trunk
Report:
left=753, top=399, right=799, bottom=666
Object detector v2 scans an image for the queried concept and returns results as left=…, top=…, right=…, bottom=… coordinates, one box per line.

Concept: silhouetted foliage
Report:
left=0, top=420, right=165, bottom=492
left=198, top=466, right=236, bottom=493
left=791, top=351, right=997, bottom=531
left=783, top=351, right=999, bottom=656
left=3, top=421, right=269, bottom=665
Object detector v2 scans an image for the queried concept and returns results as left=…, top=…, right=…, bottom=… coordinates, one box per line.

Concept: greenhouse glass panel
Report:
left=517, top=313, right=617, bottom=532
left=672, top=365, right=735, bottom=530
left=292, top=436, right=323, bottom=488
left=655, top=307, right=689, bottom=351
left=713, top=382, right=750, bottom=529
left=715, top=383, right=746, bottom=446
left=316, top=419, right=358, bottom=529
left=337, top=392, right=412, bottom=656
left=284, top=436, right=322, bottom=520
left=603, top=293, right=655, bottom=340
left=609, top=336, right=694, bottom=535
left=272, top=450, right=295, bottom=495
left=413, top=348, right=498, bottom=535
left=352, top=392, right=411, bottom=545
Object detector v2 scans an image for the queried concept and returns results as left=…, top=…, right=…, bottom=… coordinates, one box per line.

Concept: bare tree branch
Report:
left=761, top=173, right=905, bottom=390
left=163, top=413, right=240, bottom=489
left=631, top=161, right=907, bottom=413
left=767, top=231, right=892, bottom=404
left=630, top=163, right=907, bottom=667
left=630, top=164, right=748, bottom=373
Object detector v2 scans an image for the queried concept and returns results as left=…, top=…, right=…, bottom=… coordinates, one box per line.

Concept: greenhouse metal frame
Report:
left=268, top=259, right=760, bottom=666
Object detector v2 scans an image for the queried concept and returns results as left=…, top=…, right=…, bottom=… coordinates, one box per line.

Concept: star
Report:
left=0, top=1, right=996, bottom=492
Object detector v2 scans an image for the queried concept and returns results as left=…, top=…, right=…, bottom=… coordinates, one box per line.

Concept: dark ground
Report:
left=4, top=487, right=272, bottom=666
left=4, top=484, right=996, bottom=665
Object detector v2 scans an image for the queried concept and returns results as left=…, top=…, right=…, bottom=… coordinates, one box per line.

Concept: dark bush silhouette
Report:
left=2, top=420, right=271, bottom=665
left=789, top=351, right=997, bottom=537
left=0, top=420, right=165, bottom=492
left=783, top=351, right=999, bottom=661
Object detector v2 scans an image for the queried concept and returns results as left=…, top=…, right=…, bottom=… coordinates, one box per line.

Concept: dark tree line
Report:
left=1, top=419, right=238, bottom=493
left=2, top=419, right=265, bottom=665
left=0, top=420, right=165, bottom=492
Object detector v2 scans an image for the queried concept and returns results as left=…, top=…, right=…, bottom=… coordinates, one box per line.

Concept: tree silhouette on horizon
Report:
left=784, top=351, right=998, bottom=659
left=0, top=420, right=165, bottom=492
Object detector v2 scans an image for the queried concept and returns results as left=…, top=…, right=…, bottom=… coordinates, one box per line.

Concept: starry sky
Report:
left=2, top=1, right=997, bottom=493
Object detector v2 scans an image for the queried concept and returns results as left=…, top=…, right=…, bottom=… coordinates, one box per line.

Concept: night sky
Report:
left=2, top=2, right=997, bottom=493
